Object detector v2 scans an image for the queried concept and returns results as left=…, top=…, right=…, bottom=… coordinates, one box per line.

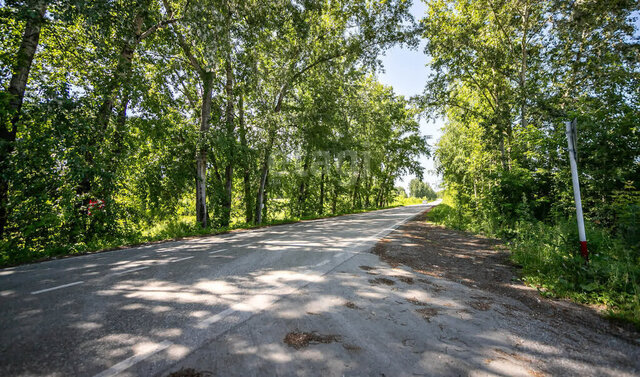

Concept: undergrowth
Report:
left=428, top=200, right=640, bottom=329
left=0, top=202, right=406, bottom=268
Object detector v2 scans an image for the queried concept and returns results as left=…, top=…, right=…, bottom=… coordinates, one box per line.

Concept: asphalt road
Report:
left=0, top=204, right=431, bottom=376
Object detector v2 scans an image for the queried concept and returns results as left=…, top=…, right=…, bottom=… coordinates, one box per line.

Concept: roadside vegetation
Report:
left=1, top=198, right=414, bottom=267
left=0, top=1, right=428, bottom=266
left=429, top=198, right=640, bottom=328
left=423, top=1, right=639, bottom=326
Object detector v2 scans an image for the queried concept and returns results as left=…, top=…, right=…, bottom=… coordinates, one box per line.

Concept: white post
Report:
left=565, top=119, right=588, bottom=260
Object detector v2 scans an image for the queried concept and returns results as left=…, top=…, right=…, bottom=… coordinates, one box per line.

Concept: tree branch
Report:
left=138, top=17, right=182, bottom=41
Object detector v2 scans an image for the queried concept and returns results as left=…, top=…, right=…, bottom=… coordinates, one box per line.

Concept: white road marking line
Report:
left=93, top=340, right=172, bottom=377
left=313, top=259, right=331, bottom=267
left=197, top=307, right=235, bottom=328
left=114, top=266, right=149, bottom=275
left=172, top=256, right=194, bottom=263
left=342, top=210, right=421, bottom=255
left=108, top=209, right=423, bottom=372
left=31, top=281, right=84, bottom=295
left=196, top=213, right=422, bottom=326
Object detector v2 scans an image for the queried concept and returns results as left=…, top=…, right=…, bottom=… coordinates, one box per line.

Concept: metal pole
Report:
left=565, top=119, right=588, bottom=260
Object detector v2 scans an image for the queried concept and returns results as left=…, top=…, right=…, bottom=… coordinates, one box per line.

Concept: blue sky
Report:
left=377, top=1, right=444, bottom=191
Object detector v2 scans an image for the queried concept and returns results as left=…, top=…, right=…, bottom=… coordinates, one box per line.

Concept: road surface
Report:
left=1, top=204, right=429, bottom=376
left=2, top=202, right=638, bottom=377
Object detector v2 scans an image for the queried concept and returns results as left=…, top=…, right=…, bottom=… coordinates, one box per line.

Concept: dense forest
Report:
left=0, top=0, right=428, bottom=265
left=423, top=0, right=640, bottom=324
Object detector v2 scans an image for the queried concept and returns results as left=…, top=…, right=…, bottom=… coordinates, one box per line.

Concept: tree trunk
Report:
left=103, top=53, right=134, bottom=209
left=196, top=72, right=214, bottom=228
left=112, top=91, right=129, bottom=161
left=221, top=60, right=235, bottom=227
left=106, top=11, right=175, bottom=160
left=351, top=160, right=362, bottom=209
left=297, top=154, right=310, bottom=217
left=262, top=174, right=269, bottom=222
left=237, top=95, right=253, bottom=224
left=81, top=14, right=141, bottom=208
left=331, top=180, right=338, bottom=214
left=364, top=175, right=372, bottom=207
left=243, top=171, right=252, bottom=223
left=498, top=134, right=507, bottom=171
left=223, top=166, right=233, bottom=226
left=255, top=134, right=274, bottom=224
left=318, top=165, right=325, bottom=215
left=96, top=37, right=138, bottom=131
left=0, top=0, right=47, bottom=238
left=519, top=4, right=529, bottom=131
left=376, top=176, right=388, bottom=207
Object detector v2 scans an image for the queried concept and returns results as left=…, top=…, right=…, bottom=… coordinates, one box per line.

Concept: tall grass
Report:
left=428, top=201, right=640, bottom=328
left=0, top=201, right=407, bottom=268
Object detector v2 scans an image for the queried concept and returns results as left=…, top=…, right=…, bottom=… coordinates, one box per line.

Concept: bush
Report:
left=428, top=200, right=640, bottom=328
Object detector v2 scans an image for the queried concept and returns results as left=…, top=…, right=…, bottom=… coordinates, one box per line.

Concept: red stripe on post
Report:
left=580, top=241, right=588, bottom=260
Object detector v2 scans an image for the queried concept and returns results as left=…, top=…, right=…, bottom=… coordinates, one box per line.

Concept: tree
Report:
left=409, top=179, right=436, bottom=200
left=423, top=0, right=639, bottom=235
left=0, top=0, right=428, bottom=265
left=0, top=0, right=48, bottom=238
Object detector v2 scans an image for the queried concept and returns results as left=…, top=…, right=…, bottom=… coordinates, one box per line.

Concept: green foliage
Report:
left=511, top=220, right=640, bottom=328
left=408, top=178, right=437, bottom=200
left=0, top=0, right=427, bottom=266
left=393, top=196, right=424, bottom=206
left=422, top=0, right=640, bottom=325
left=428, top=201, right=640, bottom=327
left=0, top=204, right=403, bottom=267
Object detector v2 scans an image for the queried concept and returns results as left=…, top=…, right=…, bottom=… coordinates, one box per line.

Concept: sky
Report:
left=376, top=1, right=444, bottom=192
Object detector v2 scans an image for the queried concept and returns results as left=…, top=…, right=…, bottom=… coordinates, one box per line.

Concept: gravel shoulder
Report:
left=372, top=208, right=640, bottom=375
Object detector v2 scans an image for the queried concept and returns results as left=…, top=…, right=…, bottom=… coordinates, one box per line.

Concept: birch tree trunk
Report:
left=196, top=72, right=214, bottom=228
left=255, top=134, right=274, bottom=224
left=0, top=0, right=48, bottom=238
left=237, top=95, right=253, bottom=224
left=318, top=165, right=325, bottom=215
left=519, top=4, right=529, bottom=131
left=331, top=180, right=338, bottom=214
left=222, top=60, right=235, bottom=227
left=96, top=14, right=142, bottom=131
left=351, top=160, right=362, bottom=209
left=297, top=154, right=310, bottom=217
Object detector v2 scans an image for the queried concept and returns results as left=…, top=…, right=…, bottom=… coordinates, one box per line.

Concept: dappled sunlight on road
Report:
left=1, top=205, right=637, bottom=376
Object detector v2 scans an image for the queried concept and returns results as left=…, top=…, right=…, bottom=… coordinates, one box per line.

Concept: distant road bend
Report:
left=0, top=204, right=431, bottom=376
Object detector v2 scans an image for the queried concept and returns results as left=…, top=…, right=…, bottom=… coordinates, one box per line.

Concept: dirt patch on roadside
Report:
left=283, top=331, right=340, bottom=349
left=372, top=209, right=639, bottom=342
left=344, top=301, right=360, bottom=309
left=167, top=368, right=211, bottom=377
left=415, top=308, right=439, bottom=322
left=407, top=297, right=428, bottom=306
left=369, top=277, right=395, bottom=286
left=469, top=301, right=492, bottom=311
left=397, top=276, right=414, bottom=284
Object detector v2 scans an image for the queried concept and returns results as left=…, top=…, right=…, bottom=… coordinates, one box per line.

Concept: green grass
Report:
left=394, top=196, right=426, bottom=206
left=0, top=204, right=403, bottom=268
left=428, top=200, right=640, bottom=329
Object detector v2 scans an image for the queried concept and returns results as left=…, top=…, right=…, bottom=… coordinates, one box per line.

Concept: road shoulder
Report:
left=372, top=208, right=640, bottom=375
